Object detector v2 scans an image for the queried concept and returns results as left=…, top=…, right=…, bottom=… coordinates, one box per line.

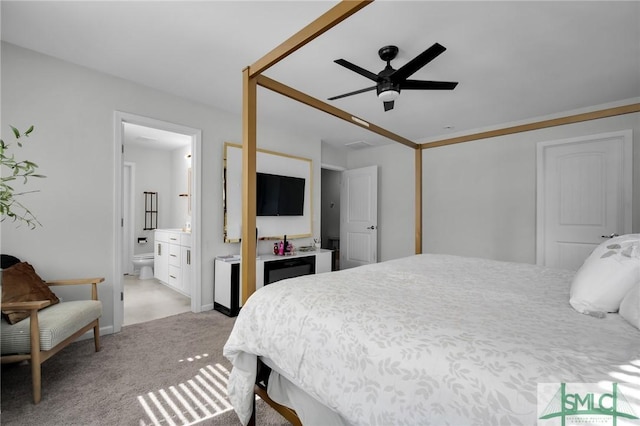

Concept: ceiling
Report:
left=2, top=1, right=639, bottom=149
left=123, top=122, right=191, bottom=151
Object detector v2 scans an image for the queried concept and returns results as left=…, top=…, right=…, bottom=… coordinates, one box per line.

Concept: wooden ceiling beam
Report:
left=420, top=103, right=640, bottom=150
left=257, top=74, right=418, bottom=149
left=249, top=1, right=372, bottom=77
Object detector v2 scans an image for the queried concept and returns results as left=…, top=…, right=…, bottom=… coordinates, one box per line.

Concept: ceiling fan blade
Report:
left=334, top=59, right=379, bottom=82
left=383, top=101, right=395, bottom=111
left=391, top=43, right=447, bottom=82
left=328, top=86, right=376, bottom=101
left=400, top=80, right=458, bottom=90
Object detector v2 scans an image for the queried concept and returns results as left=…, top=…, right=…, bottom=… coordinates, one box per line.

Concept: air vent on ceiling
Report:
left=345, top=140, right=373, bottom=150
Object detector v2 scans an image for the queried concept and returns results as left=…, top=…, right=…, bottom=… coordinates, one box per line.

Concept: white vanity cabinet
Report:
left=180, top=233, right=192, bottom=296
left=154, top=229, right=191, bottom=296
left=168, top=243, right=182, bottom=290
left=154, top=231, right=170, bottom=284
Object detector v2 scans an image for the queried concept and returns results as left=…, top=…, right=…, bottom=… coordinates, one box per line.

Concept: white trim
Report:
left=535, top=129, right=633, bottom=266
left=420, top=98, right=640, bottom=145
left=191, top=127, right=203, bottom=314
left=113, top=114, right=124, bottom=333
left=113, top=111, right=203, bottom=333
left=321, top=163, right=346, bottom=172
left=123, top=162, right=136, bottom=275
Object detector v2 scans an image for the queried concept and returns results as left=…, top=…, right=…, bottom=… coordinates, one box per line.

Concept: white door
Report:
left=537, top=130, right=632, bottom=270
left=340, top=165, right=378, bottom=269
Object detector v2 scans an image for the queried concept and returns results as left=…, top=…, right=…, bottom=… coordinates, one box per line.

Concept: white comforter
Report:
left=223, top=254, right=640, bottom=425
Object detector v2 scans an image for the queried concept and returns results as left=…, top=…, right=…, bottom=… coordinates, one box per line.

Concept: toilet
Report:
left=132, top=253, right=154, bottom=280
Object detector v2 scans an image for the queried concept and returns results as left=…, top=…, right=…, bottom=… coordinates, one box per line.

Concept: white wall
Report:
left=124, top=145, right=172, bottom=255
left=321, top=142, right=348, bottom=169
left=347, top=144, right=416, bottom=262
left=170, top=145, right=191, bottom=229
left=1, top=42, right=323, bottom=332
left=422, top=111, right=640, bottom=263
left=345, top=110, right=640, bottom=265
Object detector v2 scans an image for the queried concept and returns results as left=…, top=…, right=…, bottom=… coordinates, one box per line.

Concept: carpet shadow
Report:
left=1, top=310, right=290, bottom=426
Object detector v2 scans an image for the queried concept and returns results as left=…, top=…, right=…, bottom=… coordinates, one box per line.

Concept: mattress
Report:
left=223, top=254, right=640, bottom=425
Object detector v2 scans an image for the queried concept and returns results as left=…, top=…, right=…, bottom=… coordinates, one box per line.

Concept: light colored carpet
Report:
left=0, top=310, right=290, bottom=426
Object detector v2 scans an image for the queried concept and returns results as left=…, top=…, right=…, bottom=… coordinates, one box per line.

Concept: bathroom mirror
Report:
left=223, top=142, right=312, bottom=243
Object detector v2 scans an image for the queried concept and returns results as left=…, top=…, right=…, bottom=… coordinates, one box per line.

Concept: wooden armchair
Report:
left=1, top=271, right=104, bottom=404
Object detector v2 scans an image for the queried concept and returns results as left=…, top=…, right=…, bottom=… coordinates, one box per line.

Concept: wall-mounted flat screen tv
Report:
left=256, top=172, right=305, bottom=216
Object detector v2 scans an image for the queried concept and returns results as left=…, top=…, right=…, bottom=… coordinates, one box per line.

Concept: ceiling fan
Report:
left=328, top=43, right=458, bottom=112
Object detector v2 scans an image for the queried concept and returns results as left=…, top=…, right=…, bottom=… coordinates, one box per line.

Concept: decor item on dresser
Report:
left=0, top=254, right=103, bottom=404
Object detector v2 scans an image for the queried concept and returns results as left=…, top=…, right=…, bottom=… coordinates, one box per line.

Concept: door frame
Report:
left=321, top=163, right=345, bottom=270
left=535, top=129, right=633, bottom=266
left=113, top=111, right=202, bottom=333
left=122, top=162, right=136, bottom=275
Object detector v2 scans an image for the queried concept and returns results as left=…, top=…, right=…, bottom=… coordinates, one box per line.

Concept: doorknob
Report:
left=601, top=233, right=620, bottom=239
left=367, top=225, right=377, bottom=230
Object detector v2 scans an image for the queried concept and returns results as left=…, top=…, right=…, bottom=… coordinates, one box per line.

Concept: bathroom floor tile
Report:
left=123, top=275, right=191, bottom=326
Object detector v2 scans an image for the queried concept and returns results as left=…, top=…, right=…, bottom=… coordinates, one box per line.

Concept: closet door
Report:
left=537, top=130, right=632, bottom=270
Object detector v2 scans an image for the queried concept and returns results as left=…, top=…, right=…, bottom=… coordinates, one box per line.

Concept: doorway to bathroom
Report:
left=114, top=112, right=202, bottom=332
left=321, top=166, right=342, bottom=271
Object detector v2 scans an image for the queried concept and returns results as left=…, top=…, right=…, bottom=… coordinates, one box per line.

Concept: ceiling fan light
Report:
left=378, top=89, right=399, bottom=102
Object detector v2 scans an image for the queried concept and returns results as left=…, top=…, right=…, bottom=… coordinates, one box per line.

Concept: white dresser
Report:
left=154, top=229, right=192, bottom=296
left=214, top=249, right=332, bottom=317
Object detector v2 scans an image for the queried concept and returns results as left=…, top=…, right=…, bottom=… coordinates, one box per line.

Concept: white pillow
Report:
left=619, top=283, right=639, bottom=329
left=569, top=234, right=640, bottom=314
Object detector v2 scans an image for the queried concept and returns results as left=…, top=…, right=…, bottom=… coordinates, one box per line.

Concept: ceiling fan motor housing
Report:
left=377, top=80, right=401, bottom=98
left=377, top=65, right=400, bottom=99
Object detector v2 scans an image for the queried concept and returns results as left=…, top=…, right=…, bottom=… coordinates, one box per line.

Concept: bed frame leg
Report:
left=248, top=393, right=256, bottom=426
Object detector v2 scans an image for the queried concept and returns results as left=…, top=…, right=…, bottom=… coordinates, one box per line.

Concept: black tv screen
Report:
left=256, top=173, right=305, bottom=216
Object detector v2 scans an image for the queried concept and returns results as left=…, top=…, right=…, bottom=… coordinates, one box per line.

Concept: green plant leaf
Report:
left=1, top=124, right=45, bottom=228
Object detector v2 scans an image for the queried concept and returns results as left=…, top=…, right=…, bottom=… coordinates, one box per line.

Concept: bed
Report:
left=224, top=252, right=640, bottom=425
left=230, top=1, right=640, bottom=423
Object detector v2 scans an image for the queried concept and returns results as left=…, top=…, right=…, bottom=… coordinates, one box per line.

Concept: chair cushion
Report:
left=1, top=300, right=102, bottom=354
left=1, top=262, right=60, bottom=324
